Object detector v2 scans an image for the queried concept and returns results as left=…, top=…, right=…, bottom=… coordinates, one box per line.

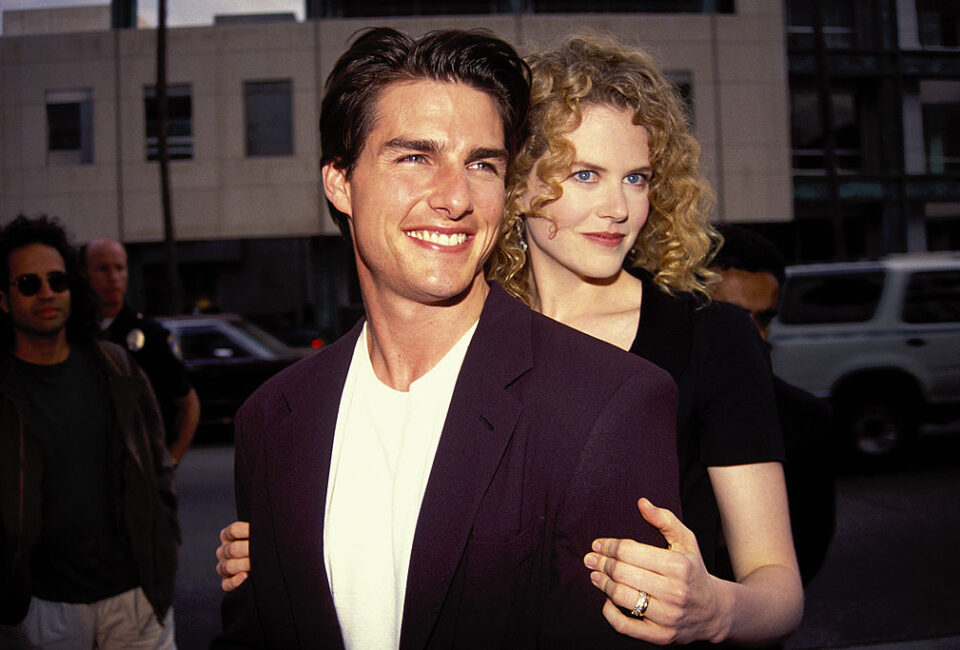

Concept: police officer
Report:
left=85, top=237, right=200, bottom=467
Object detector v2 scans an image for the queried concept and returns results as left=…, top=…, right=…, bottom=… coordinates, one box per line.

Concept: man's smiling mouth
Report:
left=405, top=230, right=469, bottom=246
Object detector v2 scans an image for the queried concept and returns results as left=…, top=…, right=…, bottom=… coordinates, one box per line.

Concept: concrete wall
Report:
left=0, top=2, right=792, bottom=245
left=2, top=6, right=112, bottom=36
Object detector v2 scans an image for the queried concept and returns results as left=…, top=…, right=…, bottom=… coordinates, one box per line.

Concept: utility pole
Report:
left=156, top=0, right=183, bottom=314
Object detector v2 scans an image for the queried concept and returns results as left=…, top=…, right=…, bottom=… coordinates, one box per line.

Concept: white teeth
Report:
left=407, top=230, right=467, bottom=246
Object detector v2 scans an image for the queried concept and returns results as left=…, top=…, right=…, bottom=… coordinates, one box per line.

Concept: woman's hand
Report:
left=583, top=498, right=733, bottom=645
left=216, top=521, right=251, bottom=592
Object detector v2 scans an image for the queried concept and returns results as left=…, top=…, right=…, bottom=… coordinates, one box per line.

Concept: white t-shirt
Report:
left=323, top=320, right=478, bottom=649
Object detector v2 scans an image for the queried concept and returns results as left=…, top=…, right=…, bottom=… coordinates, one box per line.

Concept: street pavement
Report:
left=785, top=432, right=960, bottom=649
left=172, top=433, right=960, bottom=649
left=171, top=444, right=235, bottom=650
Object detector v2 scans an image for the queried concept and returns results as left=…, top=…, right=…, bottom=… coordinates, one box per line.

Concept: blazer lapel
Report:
left=263, top=320, right=363, bottom=647
left=400, top=285, right=532, bottom=650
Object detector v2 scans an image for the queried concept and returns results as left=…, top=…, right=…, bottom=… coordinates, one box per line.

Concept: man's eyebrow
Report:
left=381, top=138, right=439, bottom=155
left=380, top=139, right=507, bottom=165
left=468, top=147, right=509, bottom=165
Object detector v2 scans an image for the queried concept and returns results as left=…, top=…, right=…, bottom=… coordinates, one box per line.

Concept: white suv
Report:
left=769, top=252, right=960, bottom=462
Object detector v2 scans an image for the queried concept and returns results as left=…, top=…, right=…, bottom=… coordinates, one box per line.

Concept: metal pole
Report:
left=156, top=0, right=183, bottom=314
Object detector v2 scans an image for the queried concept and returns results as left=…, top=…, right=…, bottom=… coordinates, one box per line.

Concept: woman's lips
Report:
left=581, top=232, right=625, bottom=248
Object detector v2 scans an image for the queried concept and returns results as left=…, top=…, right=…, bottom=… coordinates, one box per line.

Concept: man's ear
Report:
left=322, top=162, right=353, bottom=218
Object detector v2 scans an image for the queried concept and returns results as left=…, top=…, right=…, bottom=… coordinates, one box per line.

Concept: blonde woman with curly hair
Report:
left=216, top=33, right=802, bottom=647
left=486, top=34, right=803, bottom=646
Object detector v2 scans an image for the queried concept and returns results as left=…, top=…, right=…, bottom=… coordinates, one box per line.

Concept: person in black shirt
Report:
left=490, top=35, right=802, bottom=645
left=85, top=237, right=200, bottom=466
left=0, top=215, right=178, bottom=647
left=711, top=224, right=836, bottom=586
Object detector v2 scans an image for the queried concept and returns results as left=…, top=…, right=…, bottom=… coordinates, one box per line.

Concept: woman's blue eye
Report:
left=574, top=170, right=595, bottom=182
left=624, top=173, right=648, bottom=186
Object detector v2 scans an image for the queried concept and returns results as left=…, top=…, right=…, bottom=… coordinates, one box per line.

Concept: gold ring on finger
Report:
left=630, top=590, right=650, bottom=619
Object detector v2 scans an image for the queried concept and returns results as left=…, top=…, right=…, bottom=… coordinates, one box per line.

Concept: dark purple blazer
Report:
left=213, top=284, right=680, bottom=649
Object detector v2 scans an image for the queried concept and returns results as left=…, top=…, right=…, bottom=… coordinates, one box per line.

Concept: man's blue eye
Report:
left=469, top=161, right=497, bottom=173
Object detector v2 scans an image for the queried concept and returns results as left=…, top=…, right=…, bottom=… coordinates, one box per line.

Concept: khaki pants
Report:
left=11, top=588, right=175, bottom=649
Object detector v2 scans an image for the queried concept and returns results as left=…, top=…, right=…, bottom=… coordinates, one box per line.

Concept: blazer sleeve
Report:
left=541, top=367, right=681, bottom=648
left=212, top=409, right=267, bottom=649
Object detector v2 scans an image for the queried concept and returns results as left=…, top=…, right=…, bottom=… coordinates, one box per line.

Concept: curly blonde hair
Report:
left=487, top=34, right=719, bottom=306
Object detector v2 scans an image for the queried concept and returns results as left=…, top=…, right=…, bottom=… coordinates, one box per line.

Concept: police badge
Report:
left=126, top=328, right=146, bottom=352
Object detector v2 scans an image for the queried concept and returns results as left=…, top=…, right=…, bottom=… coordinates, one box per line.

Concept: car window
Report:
left=779, top=271, right=885, bottom=324
left=177, top=327, right=253, bottom=361
left=902, top=270, right=960, bottom=323
left=228, top=319, right=295, bottom=355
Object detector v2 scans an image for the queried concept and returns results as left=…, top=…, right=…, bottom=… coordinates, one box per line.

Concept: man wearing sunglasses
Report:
left=0, top=216, right=179, bottom=648
left=710, top=224, right=836, bottom=586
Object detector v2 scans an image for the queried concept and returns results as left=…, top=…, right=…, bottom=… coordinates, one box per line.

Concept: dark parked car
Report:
left=157, top=314, right=312, bottom=440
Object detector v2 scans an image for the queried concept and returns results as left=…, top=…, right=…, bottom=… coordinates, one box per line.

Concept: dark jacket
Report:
left=0, top=341, right=179, bottom=625
left=214, top=284, right=681, bottom=649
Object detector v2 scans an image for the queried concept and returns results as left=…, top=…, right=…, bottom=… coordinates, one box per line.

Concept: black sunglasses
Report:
left=9, top=271, right=71, bottom=296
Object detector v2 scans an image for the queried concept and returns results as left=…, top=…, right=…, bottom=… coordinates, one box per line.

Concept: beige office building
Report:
left=0, top=2, right=790, bottom=328
left=1, top=2, right=790, bottom=240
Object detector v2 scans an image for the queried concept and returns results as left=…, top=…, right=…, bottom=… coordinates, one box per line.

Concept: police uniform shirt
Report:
left=106, top=305, right=192, bottom=446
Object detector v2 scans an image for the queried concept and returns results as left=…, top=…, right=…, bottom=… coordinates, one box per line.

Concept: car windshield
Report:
left=179, top=328, right=253, bottom=362
left=226, top=318, right=297, bottom=356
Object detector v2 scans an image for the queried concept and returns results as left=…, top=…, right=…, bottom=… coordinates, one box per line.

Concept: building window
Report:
left=666, top=71, right=695, bottom=127
left=786, top=0, right=857, bottom=50
left=923, top=103, right=960, bottom=173
left=926, top=212, right=960, bottom=250
left=144, top=84, right=193, bottom=161
left=244, top=80, right=293, bottom=157
left=46, top=89, right=93, bottom=165
left=791, top=89, right=862, bottom=173
left=917, top=0, right=960, bottom=48
left=921, top=80, right=960, bottom=173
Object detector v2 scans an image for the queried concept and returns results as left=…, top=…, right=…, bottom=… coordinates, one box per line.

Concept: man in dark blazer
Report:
left=213, top=28, right=680, bottom=649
